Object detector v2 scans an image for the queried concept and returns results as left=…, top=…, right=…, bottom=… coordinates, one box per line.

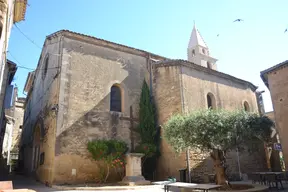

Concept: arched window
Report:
left=207, top=93, right=216, bottom=109
left=42, top=55, right=49, bottom=79
left=110, top=85, right=122, bottom=112
left=243, top=101, right=250, bottom=112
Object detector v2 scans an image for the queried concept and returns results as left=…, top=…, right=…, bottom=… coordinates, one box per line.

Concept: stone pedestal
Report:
left=120, top=153, right=151, bottom=186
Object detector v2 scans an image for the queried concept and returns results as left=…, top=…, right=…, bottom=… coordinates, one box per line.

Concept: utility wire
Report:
left=14, top=24, right=42, bottom=49
left=7, top=51, right=60, bottom=71
left=13, top=24, right=70, bottom=58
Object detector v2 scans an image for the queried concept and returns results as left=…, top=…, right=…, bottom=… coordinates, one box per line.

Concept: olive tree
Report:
left=164, top=109, right=274, bottom=187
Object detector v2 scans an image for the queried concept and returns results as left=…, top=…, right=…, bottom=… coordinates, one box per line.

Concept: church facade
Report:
left=19, top=25, right=267, bottom=185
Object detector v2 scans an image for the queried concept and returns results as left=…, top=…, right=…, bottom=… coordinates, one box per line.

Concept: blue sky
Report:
left=8, top=0, right=288, bottom=112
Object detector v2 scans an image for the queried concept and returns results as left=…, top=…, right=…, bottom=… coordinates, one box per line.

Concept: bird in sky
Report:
left=233, top=19, right=244, bottom=22
left=217, top=34, right=220, bottom=37
left=284, top=28, right=288, bottom=33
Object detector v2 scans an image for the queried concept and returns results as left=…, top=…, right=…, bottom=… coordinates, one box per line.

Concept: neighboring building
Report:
left=2, top=84, right=25, bottom=169
left=20, top=24, right=267, bottom=185
left=264, top=111, right=284, bottom=172
left=0, top=59, right=16, bottom=177
left=0, top=60, right=16, bottom=153
left=0, top=0, right=27, bottom=158
left=11, top=97, right=25, bottom=161
left=261, top=60, right=288, bottom=170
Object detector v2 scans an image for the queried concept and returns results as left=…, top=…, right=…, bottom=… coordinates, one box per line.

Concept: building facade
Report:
left=0, top=59, right=17, bottom=177
left=2, top=84, right=25, bottom=170
left=264, top=111, right=283, bottom=171
left=20, top=25, right=267, bottom=185
left=261, top=60, right=288, bottom=170
left=0, top=0, right=27, bottom=158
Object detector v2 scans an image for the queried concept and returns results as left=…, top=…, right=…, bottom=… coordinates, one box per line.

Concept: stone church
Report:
left=19, top=24, right=267, bottom=185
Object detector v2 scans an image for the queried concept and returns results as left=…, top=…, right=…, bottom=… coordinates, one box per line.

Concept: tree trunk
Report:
left=264, top=143, right=272, bottom=171
left=210, top=150, right=231, bottom=189
left=104, top=164, right=110, bottom=183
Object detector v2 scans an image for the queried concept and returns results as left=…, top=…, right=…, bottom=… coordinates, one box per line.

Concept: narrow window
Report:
left=43, top=55, right=49, bottom=79
left=244, top=101, right=250, bottom=112
left=110, top=85, right=122, bottom=112
left=207, top=93, right=216, bottom=109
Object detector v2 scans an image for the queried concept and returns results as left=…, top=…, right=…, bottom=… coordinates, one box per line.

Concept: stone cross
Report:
left=119, top=106, right=138, bottom=151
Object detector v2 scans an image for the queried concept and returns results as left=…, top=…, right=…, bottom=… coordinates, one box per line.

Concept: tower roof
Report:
left=188, top=23, right=207, bottom=48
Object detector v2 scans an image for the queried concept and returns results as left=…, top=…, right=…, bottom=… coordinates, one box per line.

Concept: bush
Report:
left=87, top=139, right=128, bottom=183
left=87, top=140, right=128, bottom=160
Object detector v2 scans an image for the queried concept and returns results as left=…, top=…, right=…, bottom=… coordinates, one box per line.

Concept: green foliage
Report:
left=138, top=80, right=157, bottom=144
left=87, top=139, right=128, bottom=162
left=87, top=140, right=109, bottom=160
left=164, top=109, right=274, bottom=153
left=135, top=80, right=159, bottom=180
left=88, top=139, right=128, bottom=183
left=134, top=143, right=157, bottom=158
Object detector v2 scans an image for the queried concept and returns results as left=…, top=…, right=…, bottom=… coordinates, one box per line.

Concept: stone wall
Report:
left=20, top=36, right=61, bottom=185
left=53, top=35, right=151, bottom=184
left=266, top=66, right=288, bottom=169
left=181, top=65, right=258, bottom=112
left=153, top=65, right=186, bottom=180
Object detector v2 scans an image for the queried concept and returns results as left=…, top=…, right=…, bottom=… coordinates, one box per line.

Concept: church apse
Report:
left=153, top=59, right=266, bottom=181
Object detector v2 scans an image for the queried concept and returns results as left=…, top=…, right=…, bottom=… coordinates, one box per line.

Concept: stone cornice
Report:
left=260, top=60, right=288, bottom=89
left=13, top=0, right=27, bottom=23
left=154, top=59, right=258, bottom=91
left=46, top=30, right=167, bottom=61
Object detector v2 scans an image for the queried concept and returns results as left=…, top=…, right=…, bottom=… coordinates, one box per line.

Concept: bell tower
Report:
left=187, top=23, right=218, bottom=70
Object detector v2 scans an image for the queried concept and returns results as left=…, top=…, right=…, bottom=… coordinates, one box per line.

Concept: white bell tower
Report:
left=187, top=23, right=218, bottom=70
